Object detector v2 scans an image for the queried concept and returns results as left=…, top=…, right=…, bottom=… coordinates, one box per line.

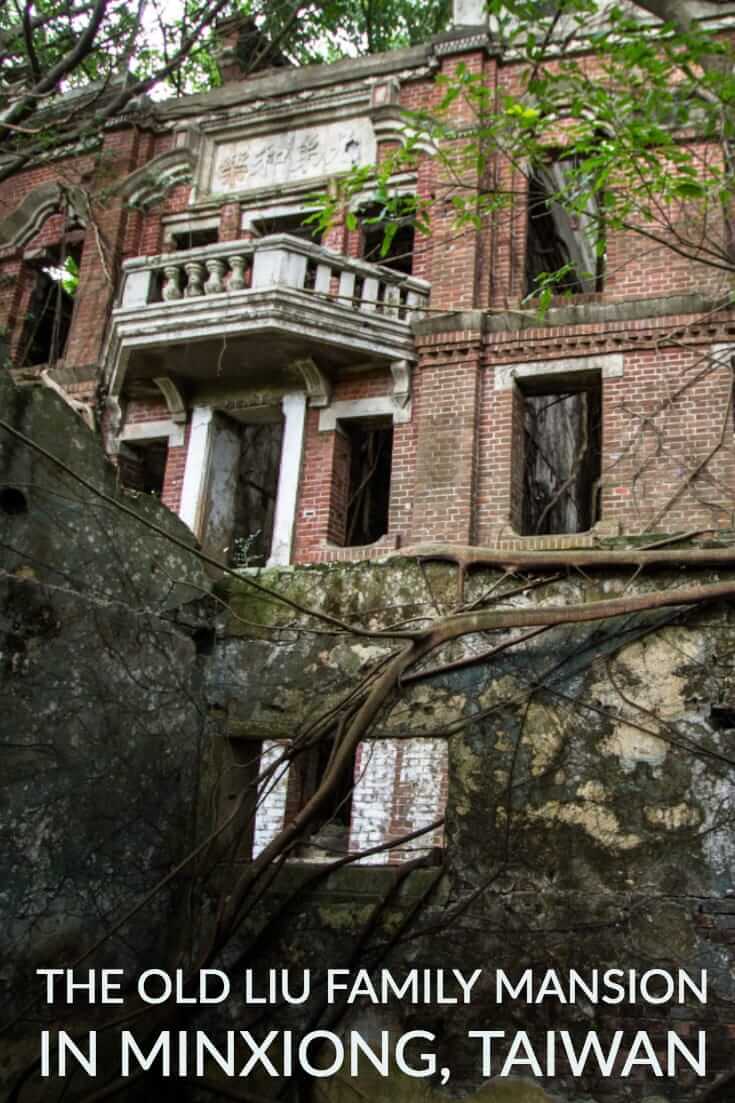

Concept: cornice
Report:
left=430, top=27, right=496, bottom=59
left=484, top=316, right=735, bottom=363
left=155, top=45, right=433, bottom=124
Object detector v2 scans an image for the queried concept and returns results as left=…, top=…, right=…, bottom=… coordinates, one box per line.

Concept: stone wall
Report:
left=214, top=555, right=735, bottom=1102
left=4, top=360, right=735, bottom=1102
left=0, top=366, right=214, bottom=1097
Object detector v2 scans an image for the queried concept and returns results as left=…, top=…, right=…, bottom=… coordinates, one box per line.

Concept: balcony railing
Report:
left=119, top=234, right=430, bottom=323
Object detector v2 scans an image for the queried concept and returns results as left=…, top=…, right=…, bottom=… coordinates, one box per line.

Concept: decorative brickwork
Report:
left=1, top=21, right=735, bottom=585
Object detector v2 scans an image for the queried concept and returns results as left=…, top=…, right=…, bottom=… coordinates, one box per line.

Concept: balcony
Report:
left=104, top=234, right=430, bottom=397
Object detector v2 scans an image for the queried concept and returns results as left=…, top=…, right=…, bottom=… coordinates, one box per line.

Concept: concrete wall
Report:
left=215, top=556, right=735, bottom=1102
left=0, top=366, right=214, bottom=1097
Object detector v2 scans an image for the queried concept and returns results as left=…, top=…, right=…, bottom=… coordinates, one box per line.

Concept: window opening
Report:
left=118, top=439, right=168, bottom=497
left=525, top=158, right=604, bottom=297
left=229, top=420, right=284, bottom=566
left=343, top=419, right=393, bottom=547
left=218, top=737, right=261, bottom=859
left=360, top=201, right=415, bottom=275
left=21, top=242, right=82, bottom=367
left=252, top=212, right=321, bottom=244
left=520, top=378, right=601, bottom=535
left=171, top=227, right=218, bottom=250
left=0, top=487, right=28, bottom=515
left=292, top=736, right=356, bottom=856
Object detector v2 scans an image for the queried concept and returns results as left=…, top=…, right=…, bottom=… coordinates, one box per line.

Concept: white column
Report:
left=179, top=405, right=214, bottom=538
left=121, top=268, right=154, bottom=307
left=453, top=0, right=486, bottom=25
left=267, top=392, right=307, bottom=567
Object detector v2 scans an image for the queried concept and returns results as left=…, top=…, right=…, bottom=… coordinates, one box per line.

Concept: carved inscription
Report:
left=211, top=118, right=375, bottom=193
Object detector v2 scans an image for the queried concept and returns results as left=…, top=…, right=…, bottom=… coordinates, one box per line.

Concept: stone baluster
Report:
left=384, top=283, right=401, bottom=319
left=184, top=260, right=204, bottom=297
left=314, top=263, right=332, bottom=294
left=338, top=270, right=356, bottom=305
left=361, top=276, right=379, bottom=313
left=405, top=288, right=425, bottom=320
left=161, top=264, right=183, bottom=301
left=204, top=258, right=227, bottom=295
left=228, top=254, right=247, bottom=291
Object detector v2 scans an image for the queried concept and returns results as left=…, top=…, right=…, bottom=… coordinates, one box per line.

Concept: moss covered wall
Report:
left=212, top=558, right=735, bottom=1103
left=0, top=368, right=214, bottom=1098
left=3, top=365, right=735, bottom=1102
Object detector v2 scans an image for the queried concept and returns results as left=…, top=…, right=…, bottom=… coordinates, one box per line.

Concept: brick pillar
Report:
left=219, top=202, right=241, bottom=242
left=2, top=260, right=29, bottom=362
left=322, top=215, right=348, bottom=254
left=388, top=416, right=417, bottom=541
left=422, top=51, right=496, bottom=312
left=64, top=128, right=143, bottom=382
left=137, top=210, right=163, bottom=256
left=161, top=423, right=190, bottom=514
left=292, top=409, right=351, bottom=560
left=490, top=158, right=528, bottom=307
left=475, top=368, right=525, bottom=542
left=409, top=343, right=482, bottom=544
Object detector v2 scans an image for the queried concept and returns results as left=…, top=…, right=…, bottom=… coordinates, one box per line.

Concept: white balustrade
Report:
left=161, top=265, right=182, bottom=301
left=228, top=255, right=247, bottom=291
left=204, top=258, right=226, bottom=294
left=119, top=234, right=430, bottom=320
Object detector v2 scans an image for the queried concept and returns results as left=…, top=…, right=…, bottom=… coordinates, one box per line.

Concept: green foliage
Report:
left=321, top=0, right=735, bottom=300
left=59, top=255, right=79, bottom=296
left=269, top=0, right=451, bottom=62
left=0, top=0, right=452, bottom=131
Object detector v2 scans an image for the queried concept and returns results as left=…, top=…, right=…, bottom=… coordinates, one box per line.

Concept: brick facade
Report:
left=3, top=10, right=735, bottom=870
left=2, top=32, right=733, bottom=555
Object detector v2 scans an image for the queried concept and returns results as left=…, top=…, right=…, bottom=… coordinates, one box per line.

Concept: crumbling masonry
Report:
left=4, top=2, right=735, bottom=1101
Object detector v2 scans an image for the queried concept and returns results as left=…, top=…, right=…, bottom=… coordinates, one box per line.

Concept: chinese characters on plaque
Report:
left=211, top=119, right=375, bottom=193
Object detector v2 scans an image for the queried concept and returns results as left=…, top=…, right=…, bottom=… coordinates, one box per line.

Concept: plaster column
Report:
left=179, top=405, right=214, bottom=538
left=453, top=0, right=487, bottom=24
left=267, top=392, right=307, bottom=566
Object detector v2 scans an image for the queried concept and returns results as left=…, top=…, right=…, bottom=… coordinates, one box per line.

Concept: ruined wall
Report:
left=0, top=365, right=214, bottom=1096
left=213, top=556, right=735, bottom=1103
left=4, top=354, right=735, bottom=1103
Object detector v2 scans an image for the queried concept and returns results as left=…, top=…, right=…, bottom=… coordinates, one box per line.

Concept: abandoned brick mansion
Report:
left=3, top=0, right=735, bottom=573
left=9, top=11, right=735, bottom=1097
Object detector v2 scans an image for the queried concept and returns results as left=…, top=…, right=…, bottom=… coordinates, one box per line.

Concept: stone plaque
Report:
left=210, top=117, right=376, bottom=194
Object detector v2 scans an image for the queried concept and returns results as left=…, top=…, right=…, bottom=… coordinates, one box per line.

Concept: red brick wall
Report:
left=292, top=372, right=409, bottom=562
left=600, top=346, right=735, bottom=533
left=3, top=36, right=735, bottom=558
left=409, top=341, right=483, bottom=544
left=471, top=339, right=735, bottom=542
left=219, top=202, right=241, bottom=242
left=161, top=425, right=190, bottom=513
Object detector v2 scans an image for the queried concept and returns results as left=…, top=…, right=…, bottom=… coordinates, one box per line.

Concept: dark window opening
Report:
left=229, top=420, right=284, bottom=567
left=0, top=486, right=28, bottom=515
left=525, top=159, right=604, bottom=297
left=118, top=439, right=168, bottom=497
left=360, top=201, right=415, bottom=275
left=520, top=378, right=602, bottom=535
left=252, top=213, right=321, bottom=244
left=192, top=625, right=216, bottom=656
left=21, top=242, right=82, bottom=367
left=343, top=420, right=393, bottom=547
left=710, top=703, right=735, bottom=731
left=171, top=227, right=218, bottom=250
